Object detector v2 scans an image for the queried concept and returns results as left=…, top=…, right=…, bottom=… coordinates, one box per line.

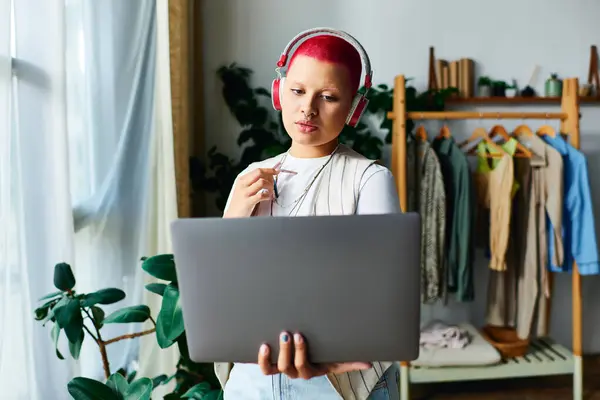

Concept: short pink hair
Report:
left=288, top=35, right=362, bottom=93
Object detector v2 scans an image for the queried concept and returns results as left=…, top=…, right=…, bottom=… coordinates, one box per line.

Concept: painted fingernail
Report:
left=281, top=332, right=289, bottom=342
left=294, top=333, right=303, bottom=343
left=273, top=162, right=281, bottom=171
left=261, top=344, right=268, bottom=354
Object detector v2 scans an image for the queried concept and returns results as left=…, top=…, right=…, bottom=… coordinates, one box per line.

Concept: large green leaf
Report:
left=53, top=297, right=83, bottom=343
left=54, top=262, right=76, bottom=291
left=151, top=374, right=168, bottom=388
left=157, top=284, right=185, bottom=342
left=106, top=373, right=128, bottom=397
left=103, top=305, right=151, bottom=324
left=155, top=316, right=175, bottom=349
left=124, top=378, right=153, bottom=400
left=141, top=254, right=177, bottom=282
left=91, top=306, right=105, bottom=329
left=69, top=330, right=84, bottom=360
left=203, top=391, right=223, bottom=400
left=43, top=295, right=69, bottom=326
left=81, top=288, right=126, bottom=307
left=39, top=290, right=63, bottom=301
left=51, top=323, right=64, bottom=360
left=67, top=377, right=119, bottom=400
left=144, top=283, right=167, bottom=296
left=182, top=382, right=212, bottom=399
left=34, top=297, right=60, bottom=321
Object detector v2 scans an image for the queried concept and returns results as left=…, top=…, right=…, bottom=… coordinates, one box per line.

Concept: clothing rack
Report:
left=387, top=75, right=584, bottom=400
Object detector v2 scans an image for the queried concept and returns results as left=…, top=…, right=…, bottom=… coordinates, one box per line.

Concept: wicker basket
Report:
left=481, top=325, right=529, bottom=358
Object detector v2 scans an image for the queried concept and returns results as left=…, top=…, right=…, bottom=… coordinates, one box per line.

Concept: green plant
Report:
left=478, top=76, right=492, bottom=86
left=191, top=63, right=456, bottom=212
left=34, top=258, right=222, bottom=400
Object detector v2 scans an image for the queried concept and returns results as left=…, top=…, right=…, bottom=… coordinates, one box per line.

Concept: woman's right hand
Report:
left=223, top=166, right=280, bottom=218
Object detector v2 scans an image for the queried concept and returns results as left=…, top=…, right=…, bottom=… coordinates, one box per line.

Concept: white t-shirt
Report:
left=224, top=152, right=401, bottom=217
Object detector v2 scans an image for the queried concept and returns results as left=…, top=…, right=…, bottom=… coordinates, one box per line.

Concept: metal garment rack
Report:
left=386, top=75, right=584, bottom=400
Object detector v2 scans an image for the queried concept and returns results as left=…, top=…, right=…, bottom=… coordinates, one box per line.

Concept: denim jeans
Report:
left=222, top=362, right=400, bottom=399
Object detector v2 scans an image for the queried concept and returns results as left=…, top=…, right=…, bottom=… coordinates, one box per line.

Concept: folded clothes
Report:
left=420, top=320, right=472, bottom=349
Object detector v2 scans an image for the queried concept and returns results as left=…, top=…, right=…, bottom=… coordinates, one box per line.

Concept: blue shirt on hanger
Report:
left=542, top=135, right=600, bottom=275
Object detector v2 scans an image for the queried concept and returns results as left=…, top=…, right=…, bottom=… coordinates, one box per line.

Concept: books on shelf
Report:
left=435, top=58, right=474, bottom=97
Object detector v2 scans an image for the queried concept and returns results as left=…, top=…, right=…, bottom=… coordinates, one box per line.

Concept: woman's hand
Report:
left=258, top=332, right=372, bottom=379
left=223, top=166, right=280, bottom=218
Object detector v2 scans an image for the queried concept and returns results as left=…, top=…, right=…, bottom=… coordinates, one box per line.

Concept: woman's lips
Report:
left=295, top=121, right=318, bottom=133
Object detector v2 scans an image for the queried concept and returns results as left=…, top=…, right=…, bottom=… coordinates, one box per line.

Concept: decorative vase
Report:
left=545, top=74, right=562, bottom=97
left=505, top=88, right=517, bottom=97
left=478, top=85, right=492, bottom=97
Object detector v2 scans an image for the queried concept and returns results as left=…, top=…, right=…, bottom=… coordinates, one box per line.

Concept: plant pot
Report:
left=492, top=86, right=506, bottom=97
left=505, top=88, right=517, bottom=97
left=545, top=74, right=562, bottom=97
left=478, top=85, right=492, bottom=97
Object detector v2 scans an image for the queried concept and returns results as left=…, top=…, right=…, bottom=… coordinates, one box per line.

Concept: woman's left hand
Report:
left=257, top=331, right=372, bottom=379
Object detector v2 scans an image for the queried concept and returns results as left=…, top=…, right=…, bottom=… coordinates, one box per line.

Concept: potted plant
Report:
left=491, top=80, right=508, bottom=97
left=545, top=73, right=562, bottom=97
left=34, top=259, right=223, bottom=400
left=505, top=80, right=518, bottom=97
left=477, top=76, right=493, bottom=97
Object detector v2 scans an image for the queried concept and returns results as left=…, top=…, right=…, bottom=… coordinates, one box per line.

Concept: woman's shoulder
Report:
left=356, top=162, right=400, bottom=214
left=360, top=162, right=395, bottom=189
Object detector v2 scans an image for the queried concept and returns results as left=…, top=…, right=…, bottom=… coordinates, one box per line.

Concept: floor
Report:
left=410, top=356, right=600, bottom=399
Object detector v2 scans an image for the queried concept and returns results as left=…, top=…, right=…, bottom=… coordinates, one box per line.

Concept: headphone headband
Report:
left=275, top=27, right=373, bottom=90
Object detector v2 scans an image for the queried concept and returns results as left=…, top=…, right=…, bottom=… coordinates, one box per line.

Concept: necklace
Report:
left=271, top=145, right=339, bottom=215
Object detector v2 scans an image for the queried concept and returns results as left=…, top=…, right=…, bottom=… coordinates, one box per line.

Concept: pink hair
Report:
left=288, top=35, right=362, bottom=93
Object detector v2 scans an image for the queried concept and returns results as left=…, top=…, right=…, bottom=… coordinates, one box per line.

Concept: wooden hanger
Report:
left=437, top=124, right=451, bottom=138
left=489, top=124, right=531, bottom=158
left=415, top=125, right=428, bottom=141
left=459, top=127, right=504, bottom=158
left=488, top=125, right=511, bottom=141
left=537, top=124, right=556, bottom=137
left=512, top=124, right=535, bottom=137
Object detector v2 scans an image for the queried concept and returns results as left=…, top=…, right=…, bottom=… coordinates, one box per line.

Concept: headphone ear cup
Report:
left=346, top=94, right=369, bottom=127
left=271, top=78, right=282, bottom=110
left=271, top=77, right=286, bottom=111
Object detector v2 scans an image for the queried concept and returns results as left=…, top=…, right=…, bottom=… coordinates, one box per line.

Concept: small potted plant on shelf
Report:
left=477, top=76, right=493, bottom=97
left=505, top=79, right=518, bottom=97
left=545, top=73, right=562, bottom=97
left=491, top=80, right=508, bottom=97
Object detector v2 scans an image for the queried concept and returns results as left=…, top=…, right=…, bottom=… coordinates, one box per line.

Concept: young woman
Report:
left=221, top=28, right=401, bottom=399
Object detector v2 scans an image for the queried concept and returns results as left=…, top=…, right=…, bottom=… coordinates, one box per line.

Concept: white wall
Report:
left=201, top=0, right=600, bottom=353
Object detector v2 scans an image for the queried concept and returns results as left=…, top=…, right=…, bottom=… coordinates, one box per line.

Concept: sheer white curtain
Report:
left=1, top=0, right=76, bottom=399
left=0, top=0, right=175, bottom=398
left=136, top=0, right=180, bottom=396
left=64, top=0, right=158, bottom=378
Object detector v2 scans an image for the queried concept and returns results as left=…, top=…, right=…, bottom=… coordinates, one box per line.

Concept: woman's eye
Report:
left=322, top=95, right=337, bottom=102
left=291, top=89, right=303, bottom=95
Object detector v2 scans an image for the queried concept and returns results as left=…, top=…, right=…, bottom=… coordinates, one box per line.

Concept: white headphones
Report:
left=270, top=27, right=373, bottom=128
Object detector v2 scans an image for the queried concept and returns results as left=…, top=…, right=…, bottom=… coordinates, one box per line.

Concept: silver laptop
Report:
left=170, top=212, right=421, bottom=364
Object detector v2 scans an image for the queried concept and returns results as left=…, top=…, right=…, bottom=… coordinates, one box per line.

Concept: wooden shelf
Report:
left=446, top=96, right=600, bottom=105
left=410, top=337, right=574, bottom=384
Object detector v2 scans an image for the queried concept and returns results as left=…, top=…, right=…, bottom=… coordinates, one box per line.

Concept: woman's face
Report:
left=280, top=55, right=355, bottom=157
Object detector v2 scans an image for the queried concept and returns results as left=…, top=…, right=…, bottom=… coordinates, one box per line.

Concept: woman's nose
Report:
left=300, top=97, right=317, bottom=118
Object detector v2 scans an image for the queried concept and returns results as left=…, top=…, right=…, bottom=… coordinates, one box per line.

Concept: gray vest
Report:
left=215, top=144, right=393, bottom=399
